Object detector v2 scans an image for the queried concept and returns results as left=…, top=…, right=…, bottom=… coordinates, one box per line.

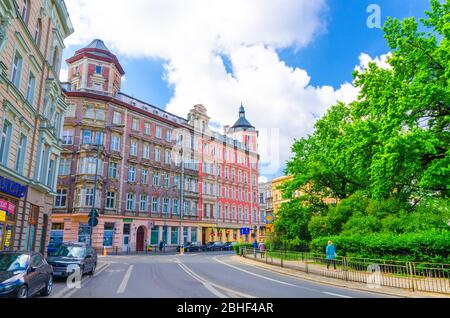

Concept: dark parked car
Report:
left=177, top=242, right=202, bottom=253
left=47, top=243, right=97, bottom=278
left=223, top=242, right=237, bottom=251
left=0, top=251, right=53, bottom=298
left=205, top=242, right=225, bottom=251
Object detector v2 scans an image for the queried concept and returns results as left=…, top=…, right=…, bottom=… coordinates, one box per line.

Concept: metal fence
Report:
left=240, top=247, right=450, bottom=295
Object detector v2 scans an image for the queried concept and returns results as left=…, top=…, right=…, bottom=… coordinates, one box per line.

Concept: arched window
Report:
left=34, top=19, right=42, bottom=46
left=21, top=0, right=30, bottom=23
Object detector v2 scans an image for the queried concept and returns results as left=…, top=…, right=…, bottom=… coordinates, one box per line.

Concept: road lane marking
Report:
left=213, top=256, right=298, bottom=287
left=174, top=258, right=254, bottom=298
left=323, top=292, right=353, bottom=298
left=117, top=265, right=134, bottom=294
left=53, top=262, right=111, bottom=298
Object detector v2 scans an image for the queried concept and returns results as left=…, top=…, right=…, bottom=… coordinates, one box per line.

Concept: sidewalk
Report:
left=233, top=255, right=450, bottom=298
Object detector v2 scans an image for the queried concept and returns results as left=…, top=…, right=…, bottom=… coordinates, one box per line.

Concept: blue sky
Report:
left=62, top=0, right=433, bottom=181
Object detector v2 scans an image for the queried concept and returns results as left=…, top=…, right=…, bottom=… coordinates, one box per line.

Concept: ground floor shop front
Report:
left=0, top=174, right=53, bottom=255
left=51, top=214, right=203, bottom=253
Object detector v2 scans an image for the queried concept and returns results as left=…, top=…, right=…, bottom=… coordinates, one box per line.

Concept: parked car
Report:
left=47, top=243, right=97, bottom=278
left=223, top=242, right=237, bottom=251
left=205, top=242, right=225, bottom=251
left=187, top=242, right=202, bottom=252
left=176, top=242, right=191, bottom=253
left=0, top=251, right=53, bottom=298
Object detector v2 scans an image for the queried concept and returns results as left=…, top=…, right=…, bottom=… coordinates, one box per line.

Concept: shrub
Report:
left=310, top=231, right=450, bottom=264
left=232, top=243, right=253, bottom=255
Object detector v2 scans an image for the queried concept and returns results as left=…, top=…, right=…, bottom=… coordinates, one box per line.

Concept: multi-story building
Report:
left=258, top=181, right=272, bottom=239
left=0, top=0, right=73, bottom=253
left=51, top=39, right=261, bottom=252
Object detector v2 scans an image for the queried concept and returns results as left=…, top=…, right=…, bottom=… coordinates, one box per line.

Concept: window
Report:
left=95, top=65, right=102, bottom=75
left=130, top=140, right=138, bottom=156
left=96, top=109, right=105, bottom=121
left=78, top=223, right=90, bottom=244
left=164, top=150, right=170, bottom=164
left=11, top=51, right=23, bottom=88
left=109, top=162, right=118, bottom=179
left=58, top=158, right=71, bottom=176
left=111, top=134, right=121, bottom=151
left=164, top=174, right=169, bottom=188
left=191, top=228, right=197, bottom=243
left=85, top=188, right=94, bottom=206
left=55, top=189, right=67, bottom=207
left=34, top=19, right=42, bottom=45
left=141, top=169, right=148, bottom=184
left=163, top=198, right=169, bottom=214
left=21, top=0, right=29, bottom=22
left=15, top=134, right=27, bottom=173
left=84, top=107, right=95, bottom=119
left=155, top=147, right=160, bottom=162
left=62, top=129, right=73, bottom=145
left=82, top=130, right=92, bottom=144
left=106, top=192, right=115, bottom=209
left=174, top=176, right=179, bottom=188
left=132, top=118, right=139, bottom=131
left=103, top=223, right=114, bottom=247
left=113, top=112, right=122, bottom=125
left=165, top=129, right=171, bottom=142
left=173, top=199, right=179, bottom=214
left=26, top=72, right=36, bottom=105
left=144, top=122, right=151, bottom=135
left=153, top=172, right=159, bottom=186
left=171, top=227, right=179, bottom=245
left=80, top=157, right=100, bottom=175
left=46, top=159, right=55, bottom=188
left=140, top=194, right=148, bottom=212
left=155, top=126, right=162, bottom=139
left=128, top=165, right=136, bottom=182
left=143, top=143, right=150, bottom=159
left=126, top=193, right=135, bottom=211
left=152, top=197, right=159, bottom=213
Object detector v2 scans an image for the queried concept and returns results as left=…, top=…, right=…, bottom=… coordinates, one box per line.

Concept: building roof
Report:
left=85, top=39, right=110, bottom=52
left=231, top=104, right=255, bottom=129
left=68, top=39, right=125, bottom=75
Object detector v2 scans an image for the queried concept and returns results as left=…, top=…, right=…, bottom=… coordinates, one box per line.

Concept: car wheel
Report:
left=40, top=276, right=53, bottom=297
left=90, top=263, right=97, bottom=276
left=17, top=285, right=28, bottom=299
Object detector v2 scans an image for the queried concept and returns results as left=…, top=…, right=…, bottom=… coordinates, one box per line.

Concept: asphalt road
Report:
left=49, top=252, right=394, bottom=298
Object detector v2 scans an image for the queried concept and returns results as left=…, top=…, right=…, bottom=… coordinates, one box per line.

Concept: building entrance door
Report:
left=123, top=235, right=129, bottom=252
left=136, top=226, right=145, bottom=252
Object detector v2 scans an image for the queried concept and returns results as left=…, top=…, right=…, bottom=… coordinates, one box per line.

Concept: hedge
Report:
left=232, top=243, right=254, bottom=255
left=310, top=231, right=450, bottom=264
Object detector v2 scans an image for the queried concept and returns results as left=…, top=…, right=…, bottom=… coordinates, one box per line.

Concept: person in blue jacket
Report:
left=326, top=240, right=337, bottom=270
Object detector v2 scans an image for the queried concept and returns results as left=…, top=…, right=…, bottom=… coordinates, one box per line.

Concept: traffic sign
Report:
left=240, top=228, right=250, bottom=235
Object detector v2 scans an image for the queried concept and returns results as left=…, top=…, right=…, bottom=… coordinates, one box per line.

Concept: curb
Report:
left=233, top=256, right=448, bottom=298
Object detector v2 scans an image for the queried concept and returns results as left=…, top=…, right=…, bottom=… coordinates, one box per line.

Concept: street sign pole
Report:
left=89, top=144, right=101, bottom=247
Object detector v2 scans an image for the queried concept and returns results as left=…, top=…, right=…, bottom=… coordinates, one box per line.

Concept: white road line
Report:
left=174, top=258, right=254, bottom=298
left=213, top=256, right=298, bottom=287
left=323, top=292, right=353, bottom=298
left=55, top=262, right=111, bottom=298
left=117, top=265, right=134, bottom=294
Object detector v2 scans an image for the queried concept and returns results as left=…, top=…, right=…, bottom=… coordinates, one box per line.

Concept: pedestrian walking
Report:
left=259, top=241, right=265, bottom=258
left=326, top=240, right=337, bottom=270
left=159, top=240, right=164, bottom=252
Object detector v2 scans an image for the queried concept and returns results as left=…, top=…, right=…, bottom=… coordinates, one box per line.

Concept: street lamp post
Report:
left=89, top=124, right=125, bottom=247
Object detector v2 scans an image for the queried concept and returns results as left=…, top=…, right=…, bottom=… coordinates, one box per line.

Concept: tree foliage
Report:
left=275, top=0, right=450, bottom=249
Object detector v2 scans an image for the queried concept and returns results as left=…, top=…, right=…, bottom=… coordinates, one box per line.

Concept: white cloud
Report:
left=63, top=0, right=361, bottom=176
left=355, top=52, right=392, bottom=73
left=258, top=176, right=269, bottom=184
left=59, top=68, right=68, bottom=82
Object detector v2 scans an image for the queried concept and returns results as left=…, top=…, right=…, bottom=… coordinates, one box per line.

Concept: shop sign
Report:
left=123, top=218, right=133, bottom=223
left=0, top=176, right=27, bottom=198
left=0, top=199, right=15, bottom=214
left=4, top=225, right=12, bottom=249
left=0, top=210, right=5, bottom=222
